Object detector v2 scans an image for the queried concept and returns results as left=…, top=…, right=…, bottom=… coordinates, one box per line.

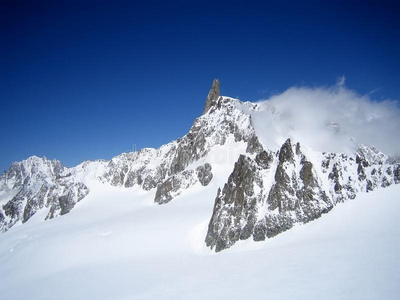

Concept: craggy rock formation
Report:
left=203, top=78, right=220, bottom=114
left=205, top=154, right=266, bottom=251
left=0, top=80, right=258, bottom=232
left=206, top=139, right=400, bottom=252
left=0, top=156, right=89, bottom=232
left=154, top=163, right=213, bottom=205
left=103, top=80, right=259, bottom=204
left=196, top=163, right=213, bottom=186
left=1, top=79, right=399, bottom=250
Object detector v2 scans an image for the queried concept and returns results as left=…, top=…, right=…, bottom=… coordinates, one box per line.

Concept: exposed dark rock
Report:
left=267, top=140, right=297, bottom=212
left=3, top=190, right=25, bottom=221
left=255, top=150, right=274, bottom=169
left=295, top=142, right=301, bottom=155
left=203, top=79, right=220, bottom=114
left=394, top=165, right=400, bottom=184
left=124, top=170, right=139, bottom=188
left=366, top=180, right=374, bottom=192
left=356, top=157, right=367, bottom=181
left=155, top=176, right=179, bottom=205
left=23, top=195, right=39, bottom=223
left=205, top=139, right=399, bottom=252
left=300, top=161, right=315, bottom=188
left=154, top=170, right=197, bottom=204
left=267, top=163, right=293, bottom=212
left=328, top=162, right=343, bottom=194
left=279, top=138, right=295, bottom=163
left=59, top=193, right=75, bottom=215
left=48, top=182, right=89, bottom=217
left=253, top=221, right=267, bottom=241
left=196, top=163, right=213, bottom=186
left=246, top=135, right=264, bottom=154
left=205, top=155, right=262, bottom=252
left=264, top=214, right=294, bottom=238
left=143, top=176, right=157, bottom=191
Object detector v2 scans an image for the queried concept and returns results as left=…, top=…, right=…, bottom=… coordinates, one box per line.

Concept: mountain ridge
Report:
left=1, top=80, right=399, bottom=253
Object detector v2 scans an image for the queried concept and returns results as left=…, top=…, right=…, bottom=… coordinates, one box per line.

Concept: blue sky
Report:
left=1, top=0, right=399, bottom=172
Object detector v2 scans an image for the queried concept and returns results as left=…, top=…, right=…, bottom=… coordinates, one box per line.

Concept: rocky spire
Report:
left=202, top=79, right=220, bottom=114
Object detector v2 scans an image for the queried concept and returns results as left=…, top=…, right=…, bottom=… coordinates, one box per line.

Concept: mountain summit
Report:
left=0, top=80, right=399, bottom=253
left=202, top=78, right=220, bottom=114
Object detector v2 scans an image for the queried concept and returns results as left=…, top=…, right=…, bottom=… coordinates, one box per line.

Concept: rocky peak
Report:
left=1, top=156, right=65, bottom=190
left=0, top=155, right=91, bottom=232
left=206, top=139, right=400, bottom=251
left=205, top=154, right=263, bottom=252
left=278, top=138, right=295, bottom=163
left=203, top=79, right=220, bottom=114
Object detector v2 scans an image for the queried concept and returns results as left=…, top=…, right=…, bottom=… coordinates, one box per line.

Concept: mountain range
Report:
left=1, top=79, right=399, bottom=253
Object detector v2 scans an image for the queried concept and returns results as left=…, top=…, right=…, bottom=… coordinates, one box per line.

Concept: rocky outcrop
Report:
left=0, top=156, right=90, bottom=232
left=206, top=139, right=400, bottom=252
left=205, top=154, right=266, bottom=251
left=105, top=82, right=258, bottom=205
left=154, top=170, right=197, bottom=204
left=203, top=79, right=220, bottom=114
left=246, top=135, right=264, bottom=155
left=196, top=163, right=213, bottom=186
left=154, top=163, right=213, bottom=205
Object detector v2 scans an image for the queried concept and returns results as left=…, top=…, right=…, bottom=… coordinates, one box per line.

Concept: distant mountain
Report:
left=1, top=80, right=399, bottom=252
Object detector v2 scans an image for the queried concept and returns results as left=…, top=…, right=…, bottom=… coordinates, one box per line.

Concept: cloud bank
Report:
left=251, top=81, right=400, bottom=156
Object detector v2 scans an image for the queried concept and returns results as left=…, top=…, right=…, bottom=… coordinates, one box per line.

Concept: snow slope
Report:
left=1, top=80, right=399, bottom=299
left=0, top=178, right=399, bottom=300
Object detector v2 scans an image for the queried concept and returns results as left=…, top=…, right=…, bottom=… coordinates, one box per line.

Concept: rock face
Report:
left=196, top=163, right=213, bottom=186
left=205, top=154, right=266, bottom=251
left=103, top=83, right=259, bottom=205
left=154, top=163, right=213, bottom=205
left=154, top=170, right=197, bottom=204
left=0, top=156, right=89, bottom=232
left=203, top=79, right=220, bottom=114
left=206, top=139, right=400, bottom=252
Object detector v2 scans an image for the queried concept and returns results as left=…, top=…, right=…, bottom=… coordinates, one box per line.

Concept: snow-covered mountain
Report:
left=1, top=80, right=400, bottom=299
left=1, top=79, right=399, bottom=253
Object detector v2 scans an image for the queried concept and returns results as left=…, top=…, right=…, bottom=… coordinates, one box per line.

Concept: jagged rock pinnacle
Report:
left=203, top=79, right=220, bottom=114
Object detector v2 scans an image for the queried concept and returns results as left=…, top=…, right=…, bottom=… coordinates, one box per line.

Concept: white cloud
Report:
left=251, top=82, right=400, bottom=156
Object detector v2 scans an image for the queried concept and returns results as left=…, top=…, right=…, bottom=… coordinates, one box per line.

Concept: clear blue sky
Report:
left=1, top=0, right=399, bottom=172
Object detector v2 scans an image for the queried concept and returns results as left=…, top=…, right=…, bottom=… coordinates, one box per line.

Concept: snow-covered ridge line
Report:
left=1, top=78, right=399, bottom=254
left=0, top=79, right=258, bottom=233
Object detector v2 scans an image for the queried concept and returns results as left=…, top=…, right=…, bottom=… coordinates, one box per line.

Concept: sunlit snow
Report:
left=0, top=172, right=399, bottom=299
